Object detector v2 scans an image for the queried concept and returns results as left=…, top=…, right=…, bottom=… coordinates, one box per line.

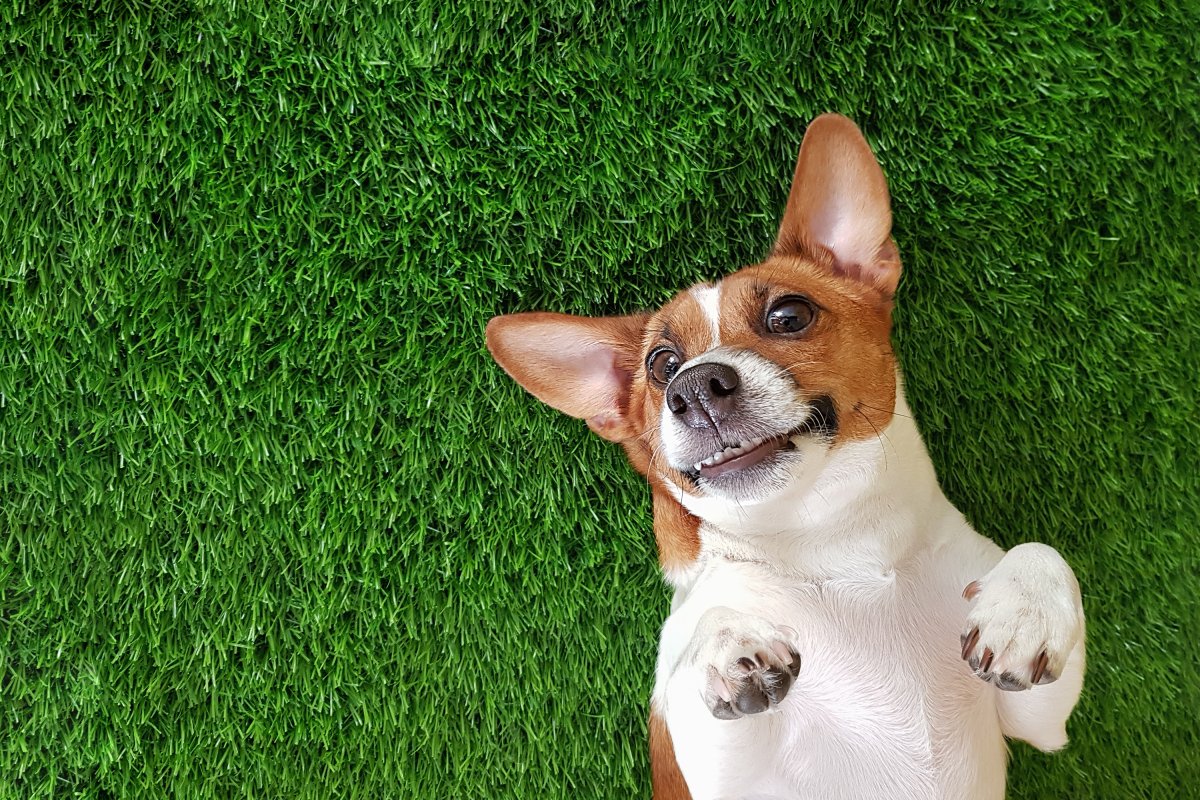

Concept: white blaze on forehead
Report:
left=690, top=283, right=722, bottom=348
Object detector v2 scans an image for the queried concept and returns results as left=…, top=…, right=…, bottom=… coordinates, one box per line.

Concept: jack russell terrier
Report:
left=485, top=113, right=1085, bottom=800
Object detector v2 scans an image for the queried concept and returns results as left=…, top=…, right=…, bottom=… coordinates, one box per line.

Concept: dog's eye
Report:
left=766, top=296, right=816, bottom=335
left=647, top=348, right=680, bottom=387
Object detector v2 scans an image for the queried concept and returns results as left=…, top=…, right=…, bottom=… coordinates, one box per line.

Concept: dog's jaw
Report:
left=663, top=376, right=941, bottom=579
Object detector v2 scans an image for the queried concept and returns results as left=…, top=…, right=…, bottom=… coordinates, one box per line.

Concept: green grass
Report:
left=1, top=1, right=1197, bottom=797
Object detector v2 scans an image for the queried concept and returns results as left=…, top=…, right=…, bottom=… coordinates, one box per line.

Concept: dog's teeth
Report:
left=694, top=436, right=780, bottom=473
left=693, top=462, right=703, bottom=472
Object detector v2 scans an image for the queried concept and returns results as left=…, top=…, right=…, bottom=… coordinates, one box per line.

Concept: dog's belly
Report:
left=659, top=557, right=1007, bottom=800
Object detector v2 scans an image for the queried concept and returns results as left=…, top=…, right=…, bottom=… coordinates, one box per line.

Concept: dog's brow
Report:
left=651, top=322, right=676, bottom=346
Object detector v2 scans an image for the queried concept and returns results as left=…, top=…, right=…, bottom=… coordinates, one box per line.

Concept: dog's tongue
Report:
left=699, top=436, right=788, bottom=478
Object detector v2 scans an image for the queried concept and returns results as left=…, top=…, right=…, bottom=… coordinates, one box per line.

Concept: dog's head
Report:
left=487, top=114, right=900, bottom=556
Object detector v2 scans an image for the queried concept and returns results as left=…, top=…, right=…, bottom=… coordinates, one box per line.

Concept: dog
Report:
left=485, top=113, right=1085, bottom=799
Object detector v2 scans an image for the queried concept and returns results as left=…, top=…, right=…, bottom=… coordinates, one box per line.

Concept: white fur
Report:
left=692, top=284, right=723, bottom=347
left=653, top=381, right=1086, bottom=800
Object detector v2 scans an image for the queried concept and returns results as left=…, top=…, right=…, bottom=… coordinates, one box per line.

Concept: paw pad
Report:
left=707, top=639, right=801, bottom=720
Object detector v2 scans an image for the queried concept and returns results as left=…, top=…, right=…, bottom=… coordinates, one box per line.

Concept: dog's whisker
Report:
left=768, top=363, right=913, bottom=422
left=854, top=406, right=891, bottom=470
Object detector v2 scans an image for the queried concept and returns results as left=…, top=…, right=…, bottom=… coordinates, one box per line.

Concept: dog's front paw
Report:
left=960, top=543, right=1084, bottom=691
left=701, top=622, right=801, bottom=720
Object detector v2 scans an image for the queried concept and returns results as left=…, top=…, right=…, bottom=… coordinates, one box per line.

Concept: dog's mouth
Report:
left=691, top=434, right=796, bottom=479
left=680, top=395, right=838, bottom=483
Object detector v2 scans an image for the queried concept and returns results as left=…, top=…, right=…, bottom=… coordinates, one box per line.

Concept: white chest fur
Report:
left=655, top=540, right=1007, bottom=799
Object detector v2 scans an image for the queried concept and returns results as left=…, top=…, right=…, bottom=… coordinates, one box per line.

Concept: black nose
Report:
left=666, top=362, right=741, bottom=429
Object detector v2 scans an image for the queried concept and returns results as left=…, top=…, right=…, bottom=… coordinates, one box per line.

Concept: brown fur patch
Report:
left=650, top=706, right=692, bottom=800
left=645, top=288, right=716, bottom=362
left=717, top=259, right=897, bottom=443
left=609, top=287, right=728, bottom=571
left=649, top=483, right=701, bottom=573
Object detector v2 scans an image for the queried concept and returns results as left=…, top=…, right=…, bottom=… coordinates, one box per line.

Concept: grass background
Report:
left=2, top=1, right=1197, bottom=797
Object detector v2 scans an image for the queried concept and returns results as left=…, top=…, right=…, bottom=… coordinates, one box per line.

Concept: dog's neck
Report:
left=665, top=380, right=955, bottom=585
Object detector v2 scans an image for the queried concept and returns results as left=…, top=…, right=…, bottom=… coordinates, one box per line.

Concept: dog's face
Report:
left=487, top=114, right=901, bottom=514
left=634, top=257, right=897, bottom=502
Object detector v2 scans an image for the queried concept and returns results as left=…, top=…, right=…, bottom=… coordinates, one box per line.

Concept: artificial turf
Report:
left=1, top=1, right=1197, bottom=797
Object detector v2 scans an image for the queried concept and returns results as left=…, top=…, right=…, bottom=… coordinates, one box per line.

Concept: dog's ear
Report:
left=773, top=113, right=901, bottom=298
left=485, top=311, right=649, bottom=442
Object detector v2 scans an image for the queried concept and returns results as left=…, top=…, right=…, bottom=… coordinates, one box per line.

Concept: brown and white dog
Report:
left=485, top=114, right=1085, bottom=800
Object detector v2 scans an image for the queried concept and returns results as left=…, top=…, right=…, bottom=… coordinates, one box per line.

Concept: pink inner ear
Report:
left=802, top=165, right=893, bottom=283
left=778, top=114, right=901, bottom=297
left=815, top=203, right=899, bottom=293
left=567, top=341, right=638, bottom=441
left=485, top=312, right=644, bottom=434
left=813, top=202, right=875, bottom=265
left=572, top=339, right=628, bottom=416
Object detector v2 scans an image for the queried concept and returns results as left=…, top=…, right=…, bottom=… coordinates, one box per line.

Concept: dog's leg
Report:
left=654, top=606, right=801, bottom=799
left=959, top=542, right=1086, bottom=751
left=650, top=703, right=692, bottom=800
left=670, top=606, right=802, bottom=721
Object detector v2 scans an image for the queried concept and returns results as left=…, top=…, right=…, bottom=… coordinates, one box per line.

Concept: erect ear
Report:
left=773, top=113, right=901, bottom=298
left=485, top=311, right=649, bottom=443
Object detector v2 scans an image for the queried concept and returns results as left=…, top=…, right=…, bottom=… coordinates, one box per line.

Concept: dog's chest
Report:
left=664, top=554, right=1001, bottom=797
left=776, top=567, right=980, bottom=725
